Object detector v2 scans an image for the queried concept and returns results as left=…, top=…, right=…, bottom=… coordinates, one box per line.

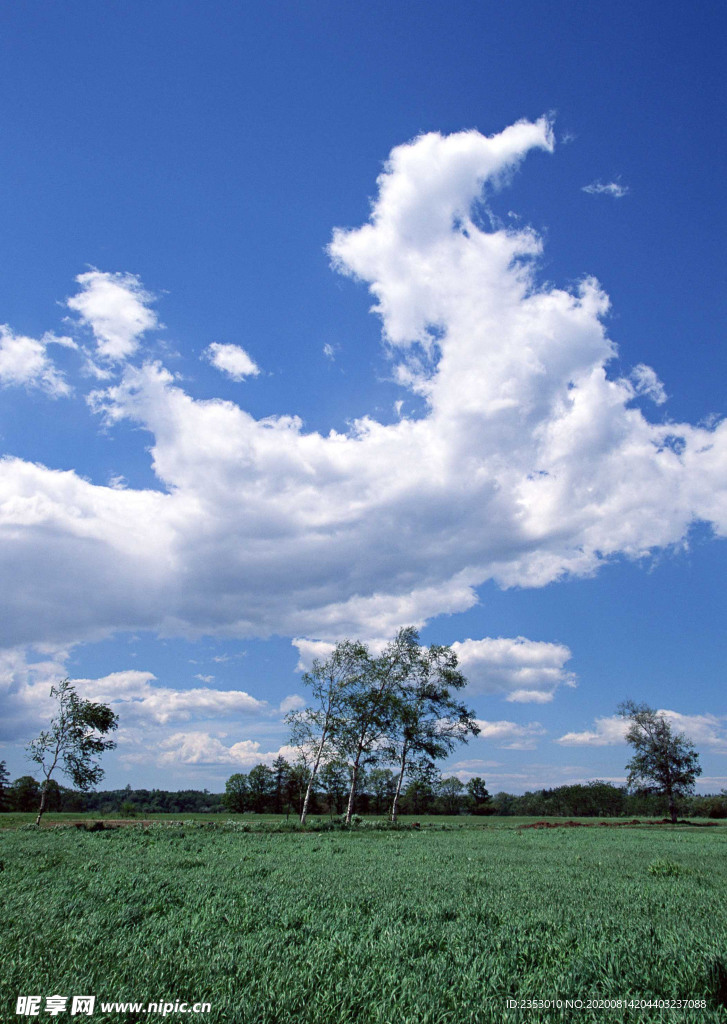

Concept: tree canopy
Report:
left=27, top=678, right=119, bottom=824
left=618, top=700, right=702, bottom=823
left=288, top=627, right=478, bottom=824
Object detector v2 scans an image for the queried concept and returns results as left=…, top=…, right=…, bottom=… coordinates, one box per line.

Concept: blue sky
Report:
left=1, top=1, right=726, bottom=794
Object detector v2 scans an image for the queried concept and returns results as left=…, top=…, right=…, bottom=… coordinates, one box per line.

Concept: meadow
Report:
left=1, top=819, right=726, bottom=1023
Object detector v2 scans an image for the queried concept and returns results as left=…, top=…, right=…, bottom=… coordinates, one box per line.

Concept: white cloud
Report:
left=453, top=637, right=575, bottom=702
left=292, top=638, right=336, bottom=672
left=661, top=711, right=727, bottom=752
left=557, top=711, right=727, bottom=751
left=156, top=731, right=293, bottom=767
left=473, top=718, right=546, bottom=750
left=557, top=716, right=629, bottom=747
left=449, top=758, right=502, bottom=772
left=293, top=634, right=570, bottom=706
left=0, top=327, right=74, bottom=396
left=1, top=118, right=727, bottom=653
left=204, top=342, right=260, bottom=381
left=0, top=644, right=72, bottom=741
left=582, top=179, right=629, bottom=198
left=279, top=694, right=305, bottom=713
left=70, top=669, right=267, bottom=726
left=67, top=270, right=158, bottom=362
left=630, top=363, right=667, bottom=405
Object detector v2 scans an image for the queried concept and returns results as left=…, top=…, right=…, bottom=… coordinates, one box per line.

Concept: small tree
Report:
left=27, top=679, right=118, bottom=825
left=223, top=773, right=249, bottom=813
left=618, top=700, right=702, bottom=823
left=285, top=762, right=311, bottom=817
left=401, top=760, right=439, bottom=815
left=438, top=776, right=465, bottom=815
left=367, top=767, right=396, bottom=815
left=466, top=776, right=492, bottom=815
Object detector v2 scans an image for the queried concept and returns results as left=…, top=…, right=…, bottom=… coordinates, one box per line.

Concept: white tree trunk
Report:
left=300, top=730, right=328, bottom=826
left=344, top=761, right=360, bottom=825
left=390, top=743, right=408, bottom=822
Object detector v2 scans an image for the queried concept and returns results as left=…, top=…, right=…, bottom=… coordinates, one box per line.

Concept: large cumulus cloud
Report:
left=1, top=116, right=726, bottom=657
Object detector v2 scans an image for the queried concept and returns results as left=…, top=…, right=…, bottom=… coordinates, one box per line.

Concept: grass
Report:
left=2, top=821, right=726, bottom=1022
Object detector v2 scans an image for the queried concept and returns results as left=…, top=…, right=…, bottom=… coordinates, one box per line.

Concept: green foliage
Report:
left=7, top=776, right=40, bottom=812
left=223, top=773, right=250, bottom=813
left=618, top=701, right=702, bottom=823
left=466, top=776, right=492, bottom=815
left=26, top=679, right=119, bottom=823
left=290, top=628, right=478, bottom=825
left=1, top=825, right=726, bottom=1022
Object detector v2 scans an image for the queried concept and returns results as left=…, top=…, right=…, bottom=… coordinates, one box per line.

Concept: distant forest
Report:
left=2, top=768, right=726, bottom=819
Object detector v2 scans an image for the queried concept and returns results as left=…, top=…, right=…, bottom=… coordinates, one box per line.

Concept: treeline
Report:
left=221, top=766, right=727, bottom=819
left=2, top=766, right=726, bottom=818
left=221, top=759, right=493, bottom=816
left=490, top=782, right=727, bottom=819
left=0, top=774, right=225, bottom=815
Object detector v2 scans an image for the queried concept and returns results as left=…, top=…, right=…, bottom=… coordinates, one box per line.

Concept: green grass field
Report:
left=2, top=819, right=726, bottom=1023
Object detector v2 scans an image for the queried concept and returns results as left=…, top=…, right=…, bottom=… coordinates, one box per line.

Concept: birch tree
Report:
left=336, top=628, right=419, bottom=825
left=287, top=640, right=368, bottom=825
left=27, top=679, right=118, bottom=825
left=386, top=640, right=479, bottom=822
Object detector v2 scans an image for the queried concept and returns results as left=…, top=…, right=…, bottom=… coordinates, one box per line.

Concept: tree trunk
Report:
left=668, top=789, right=677, bottom=824
left=35, top=781, right=48, bottom=826
left=344, top=761, right=360, bottom=825
left=390, top=742, right=408, bottom=822
left=300, top=730, right=327, bottom=826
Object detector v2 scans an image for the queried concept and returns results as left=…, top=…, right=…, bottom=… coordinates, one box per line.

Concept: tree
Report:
left=271, top=756, right=291, bottom=815
left=223, top=773, right=249, bottom=813
left=466, top=776, right=492, bottom=815
left=9, top=775, right=41, bottom=811
left=438, top=776, right=465, bottom=814
left=285, top=762, right=311, bottom=817
left=401, top=760, right=439, bottom=815
left=0, top=760, right=9, bottom=811
left=384, top=635, right=479, bottom=822
left=287, top=640, right=369, bottom=825
left=27, top=679, right=118, bottom=825
left=618, top=701, right=702, bottom=823
left=247, top=763, right=274, bottom=813
left=336, top=629, right=418, bottom=825
left=318, top=759, right=349, bottom=816
left=367, top=767, right=396, bottom=815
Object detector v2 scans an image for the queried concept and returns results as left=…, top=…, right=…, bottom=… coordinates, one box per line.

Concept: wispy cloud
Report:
left=582, top=179, right=629, bottom=198
left=473, top=719, right=546, bottom=750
